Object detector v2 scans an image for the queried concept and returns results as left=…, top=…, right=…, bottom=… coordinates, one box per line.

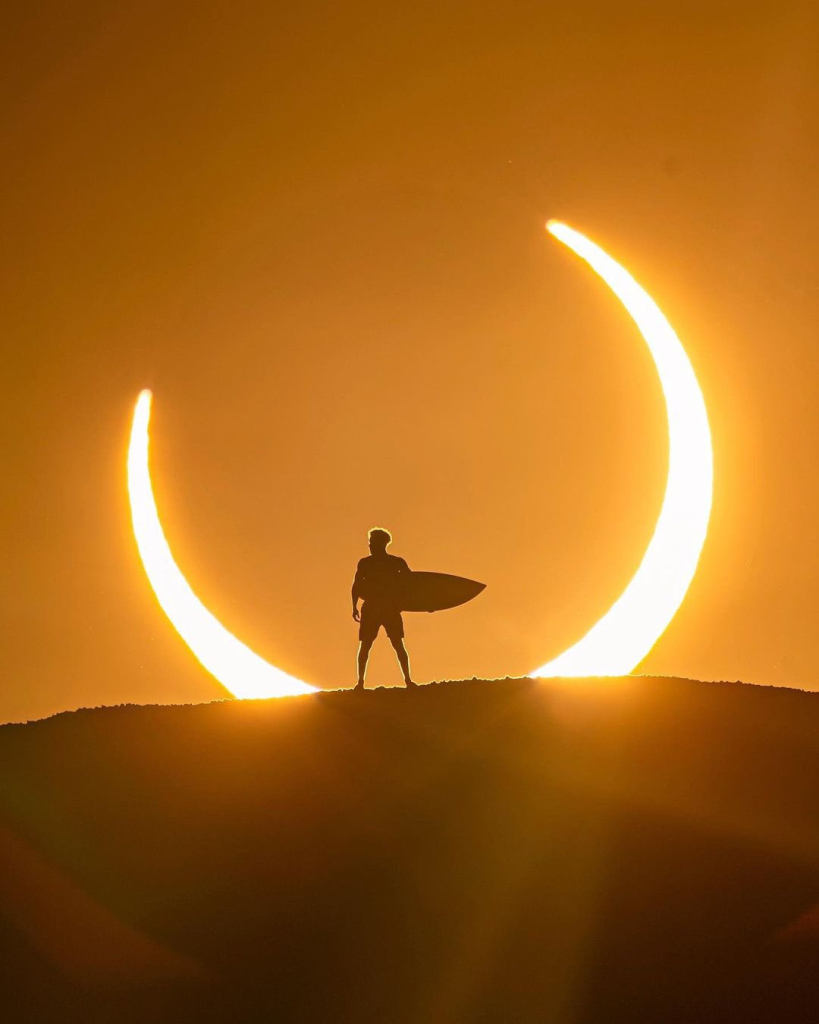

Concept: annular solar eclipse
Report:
left=127, top=222, right=713, bottom=697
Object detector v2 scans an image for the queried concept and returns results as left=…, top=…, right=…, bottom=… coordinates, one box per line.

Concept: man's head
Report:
left=368, top=527, right=392, bottom=555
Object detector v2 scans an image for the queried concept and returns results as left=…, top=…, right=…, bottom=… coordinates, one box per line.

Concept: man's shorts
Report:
left=359, top=602, right=404, bottom=643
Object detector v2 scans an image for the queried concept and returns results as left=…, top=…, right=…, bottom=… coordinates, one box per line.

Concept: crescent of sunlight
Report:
left=127, top=223, right=712, bottom=696
left=127, top=391, right=316, bottom=699
left=530, top=221, right=713, bottom=678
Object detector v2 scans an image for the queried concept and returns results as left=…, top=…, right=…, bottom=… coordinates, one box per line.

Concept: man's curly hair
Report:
left=368, top=528, right=392, bottom=551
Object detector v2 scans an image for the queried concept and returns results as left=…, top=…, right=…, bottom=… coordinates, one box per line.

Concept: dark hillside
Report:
left=3, top=676, right=819, bottom=1023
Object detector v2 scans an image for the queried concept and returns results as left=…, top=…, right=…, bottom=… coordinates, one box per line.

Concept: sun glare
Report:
left=127, top=391, right=316, bottom=699
left=531, top=221, right=713, bottom=677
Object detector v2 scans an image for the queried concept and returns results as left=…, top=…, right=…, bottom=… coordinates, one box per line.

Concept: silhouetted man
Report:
left=352, top=528, right=415, bottom=689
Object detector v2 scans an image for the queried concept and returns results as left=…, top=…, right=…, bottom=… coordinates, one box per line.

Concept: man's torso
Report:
left=356, top=554, right=410, bottom=608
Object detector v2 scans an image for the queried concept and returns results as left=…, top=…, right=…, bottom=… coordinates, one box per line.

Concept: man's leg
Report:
left=357, top=638, right=374, bottom=688
left=389, top=637, right=415, bottom=687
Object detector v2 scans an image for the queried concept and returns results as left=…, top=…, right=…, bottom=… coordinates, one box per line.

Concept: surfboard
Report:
left=398, top=572, right=486, bottom=613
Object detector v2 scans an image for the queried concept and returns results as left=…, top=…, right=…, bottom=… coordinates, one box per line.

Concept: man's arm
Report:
left=351, top=560, right=365, bottom=621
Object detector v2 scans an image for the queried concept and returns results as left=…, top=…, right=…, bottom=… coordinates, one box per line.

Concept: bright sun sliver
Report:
left=127, top=391, right=316, bottom=699
left=531, top=222, right=713, bottom=677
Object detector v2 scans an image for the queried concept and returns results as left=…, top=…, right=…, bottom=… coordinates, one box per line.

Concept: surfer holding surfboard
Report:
left=351, top=527, right=487, bottom=690
left=352, top=528, right=414, bottom=689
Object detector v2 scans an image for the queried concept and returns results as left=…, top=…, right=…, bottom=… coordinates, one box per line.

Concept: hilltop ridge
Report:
left=3, top=675, right=819, bottom=1023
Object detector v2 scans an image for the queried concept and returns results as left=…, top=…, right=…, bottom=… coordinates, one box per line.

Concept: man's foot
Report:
left=354, top=680, right=365, bottom=691
left=404, top=679, right=417, bottom=688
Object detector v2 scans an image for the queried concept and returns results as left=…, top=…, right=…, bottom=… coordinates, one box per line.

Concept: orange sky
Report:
left=3, top=1, right=819, bottom=722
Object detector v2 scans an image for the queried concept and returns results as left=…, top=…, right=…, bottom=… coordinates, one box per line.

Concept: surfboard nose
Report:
left=401, top=572, right=486, bottom=612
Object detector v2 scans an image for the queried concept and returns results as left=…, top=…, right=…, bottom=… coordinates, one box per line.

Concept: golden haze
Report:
left=2, top=2, right=818, bottom=721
